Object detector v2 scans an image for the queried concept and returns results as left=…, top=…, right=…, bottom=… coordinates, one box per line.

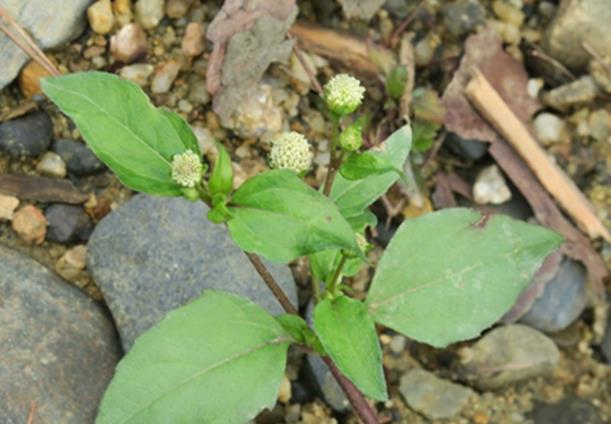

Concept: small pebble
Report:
left=442, top=0, right=485, bottom=36
left=83, top=45, right=106, bottom=59
left=87, top=0, right=115, bottom=35
left=277, top=375, right=292, bottom=404
left=527, top=78, right=544, bottom=98
left=192, top=126, right=216, bottom=157
left=113, top=0, right=134, bottom=26
left=135, top=0, right=165, bottom=29
left=0, top=112, right=53, bottom=157
left=473, top=164, right=512, bottom=205
left=53, top=139, right=105, bottom=176
left=166, top=0, right=191, bottom=18
left=534, top=113, right=567, bottom=145
left=187, top=75, right=210, bottom=105
left=110, top=23, right=148, bottom=63
left=389, top=335, right=406, bottom=354
left=588, top=109, right=610, bottom=142
left=45, top=204, right=93, bottom=244
left=543, top=76, right=600, bottom=111
left=119, top=63, right=154, bottom=86
left=181, top=22, right=205, bottom=57
left=0, top=194, right=19, bottom=221
left=177, top=99, right=192, bottom=113
left=399, top=369, right=472, bottom=420
left=12, top=205, right=47, bottom=245
left=18, top=60, right=51, bottom=98
left=36, top=152, right=67, bottom=178
left=492, top=0, right=525, bottom=26
left=55, top=245, right=88, bottom=281
left=151, top=60, right=181, bottom=94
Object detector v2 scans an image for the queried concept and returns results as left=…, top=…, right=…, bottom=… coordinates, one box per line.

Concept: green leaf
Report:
left=313, top=295, right=387, bottom=401
left=339, top=151, right=397, bottom=181
left=366, top=208, right=563, bottom=348
left=411, top=120, right=439, bottom=153
left=42, top=72, right=190, bottom=196
left=276, top=314, right=325, bottom=355
left=209, top=143, right=234, bottom=197
left=385, top=65, right=408, bottom=100
left=96, top=290, right=292, bottom=424
left=310, top=250, right=364, bottom=282
left=346, top=210, right=378, bottom=232
left=331, top=125, right=412, bottom=220
left=227, top=170, right=359, bottom=263
left=160, top=109, right=201, bottom=156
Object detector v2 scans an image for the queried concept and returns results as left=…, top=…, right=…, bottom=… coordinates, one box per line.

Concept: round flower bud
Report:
left=339, top=120, right=363, bottom=152
left=323, top=74, right=366, bottom=116
left=269, top=132, right=313, bottom=174
left=171, top=150, right=202, bottom=187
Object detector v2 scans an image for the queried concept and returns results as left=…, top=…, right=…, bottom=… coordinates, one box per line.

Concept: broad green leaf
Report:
left=346, top=209, right=378, bottom=232
left=160, top=108, right=201, bottom=155
left=42, top=72, right=192, bottom=196
left=366, top=208, right=563, bottom=348
left=313, top=295, right=387, bottom=401
left=331, top=125, right=412, bottom=220
left=96, top=290, right=292, bottom=424
left=339, top=151, right=397, bottom=181
left=227, top=170, right=359, bottom=263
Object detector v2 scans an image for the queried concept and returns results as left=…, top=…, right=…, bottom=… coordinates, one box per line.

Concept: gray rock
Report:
left=0, top=0, right=90, bottom=89
left=53, top=138, right=105, bottom=176
left=528, top=396, right=603, bottom=424
left=399, top=369, right=473, bottom=420
left=542, top=76, right=600, bottom=111
left=0, top=112, right=53, bottom=157
left=520, top=258, right=587, bottom=333
left=384, top=0, right=416, bottom=18
left=87, top=194, right=297, bottom=350
left=543, top=0, right=611, bottom=72
left=445, top=132, right=488, bottom=161
left=473, top=164, right=512, bottom=205
left=442, top=0, right=486, bottom=36
left=459, top=324, right=559, bottom=389
left=0, top=245, right=120, bottom=424
left=306, top=355, right=350, bottom=412
left=338, top=0, right=385, bottom=20
left=45, top=204, right=93, bottom=244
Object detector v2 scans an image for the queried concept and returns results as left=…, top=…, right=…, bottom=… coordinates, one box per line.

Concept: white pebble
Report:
left=473, top=165, right=512, bottom=205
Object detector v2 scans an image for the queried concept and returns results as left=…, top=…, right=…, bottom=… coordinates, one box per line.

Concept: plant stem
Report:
left=323, top=357, right=379, bottom=424
left=245, top=252, right=379, bottom=424
left=323, top=115, right=342, bottom=196
left=245, top=252, right=298, bottom=315
left=327, top=253, right=348, bottom=296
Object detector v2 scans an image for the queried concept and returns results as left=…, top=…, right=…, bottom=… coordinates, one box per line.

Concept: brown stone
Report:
left=0, top=194, right=19, bottom=221
left=181, top=22, right=205, bottom=57
left=12, top=205, right=47, bottom=244
left=18, top=60, right=51, bottom=98
left=110, top=23, right=148, bottom=63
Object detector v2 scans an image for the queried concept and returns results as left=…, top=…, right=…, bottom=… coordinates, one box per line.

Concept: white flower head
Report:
left=269, top=132, right=313, bottom=174
left=323, top=74, right=366, bottom=116
left=171, top=150, right=202, bottom=187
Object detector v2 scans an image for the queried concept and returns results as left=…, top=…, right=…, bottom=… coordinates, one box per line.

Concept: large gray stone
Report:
left=459, top=325, right=559, bottom=389
left=88, top=194, right=298, bottom=351
left=543, top=0, right=611, bottom=72
left=0, top=0, right=90, bottom=89
left=0, top=245, right=120, bottom=424
left=399, top=369, right=473, bottom=420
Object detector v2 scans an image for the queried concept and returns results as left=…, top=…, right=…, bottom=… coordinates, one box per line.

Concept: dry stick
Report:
left=292, top=42, right=323, bottom=95
left=0, top=6, right=60, bottom=77
left=245, top=253, right=379, bottom=424
left=465, top=69, right=610, bottom=241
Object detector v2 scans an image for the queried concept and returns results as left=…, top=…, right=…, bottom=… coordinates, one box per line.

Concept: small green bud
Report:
left=269, top=132, right=313, bottom=174
left=181, top=187, right=199, bottom=201
left=207, top=193, right=232, bottom=224
left=208, top=143, right=234, bottom=197
left=339, top=120, right=363, bottom=152
left=323, top=74, right=366, bottom=116
left=171, top=150, right=202, bottom=188
left=385, top=65, right=408, bottom=100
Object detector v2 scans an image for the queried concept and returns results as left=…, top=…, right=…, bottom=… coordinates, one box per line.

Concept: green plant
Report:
left=42, top=71, right=562, bottom=424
